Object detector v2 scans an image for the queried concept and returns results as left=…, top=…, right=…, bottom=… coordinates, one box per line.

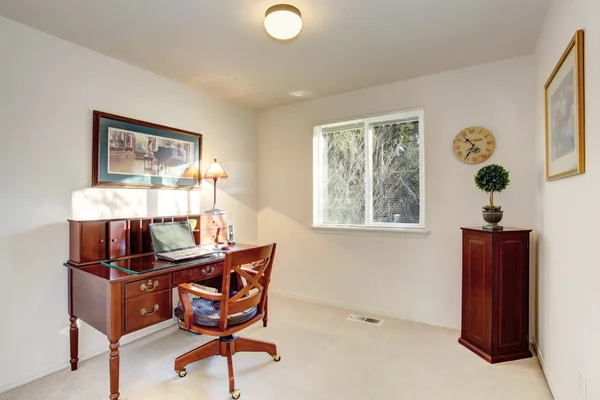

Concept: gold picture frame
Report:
left=544, top=30, right=585, bottom=180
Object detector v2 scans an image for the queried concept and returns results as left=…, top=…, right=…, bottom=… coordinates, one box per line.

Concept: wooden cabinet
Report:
left=459, top=227, right=532, bottom=363
left=70, top=221, right=107, bottom=263
left=199, top=214, right=228, bottom=245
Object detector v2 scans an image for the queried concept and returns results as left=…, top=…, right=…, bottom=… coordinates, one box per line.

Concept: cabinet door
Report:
left=461, top=231, right=493, bottom=352
left=80, top=222, right=107, bottom=262
left=108, top=220, right=128, bottom=259
left=200, top=214, right=228, bottom=229
left=492, top=233, right=529, bottom=355
left=200, top=228, right=228, bottom=245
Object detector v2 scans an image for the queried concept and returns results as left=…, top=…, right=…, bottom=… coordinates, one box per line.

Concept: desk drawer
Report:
left=172, top=262, right=223, bottom=285
left=125, top=290, right=172, bottom=333
left=125, top=275, right=171, bottom=299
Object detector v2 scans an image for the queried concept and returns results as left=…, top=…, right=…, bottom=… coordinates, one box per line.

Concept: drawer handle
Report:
left=140, top=280, right=159, bottom=292
left=201, top=266, right=215, bottom=276
left=141, top=304, right=159, bottom=316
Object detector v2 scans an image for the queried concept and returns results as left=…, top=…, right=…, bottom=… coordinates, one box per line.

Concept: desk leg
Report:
left=263, top=294, right=269, bottom=327
left=69, top=315, right=79, bottom=371
left=109, top=339, right=121, bottom=400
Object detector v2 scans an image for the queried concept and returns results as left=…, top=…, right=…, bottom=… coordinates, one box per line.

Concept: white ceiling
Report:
left=0, top=0, right=551, bottom=110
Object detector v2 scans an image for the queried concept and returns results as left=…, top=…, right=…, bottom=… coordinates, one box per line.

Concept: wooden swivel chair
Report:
left=174, top=244, right=279, bottom=399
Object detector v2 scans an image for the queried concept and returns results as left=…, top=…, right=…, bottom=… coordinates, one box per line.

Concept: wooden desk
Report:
left=65, top=215, right=263, bottom=400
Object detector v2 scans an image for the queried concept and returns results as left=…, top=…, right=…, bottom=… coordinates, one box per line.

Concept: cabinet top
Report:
left=68, top=213, right=227, bottom=223
left=461, top=227, right=532, bottom=233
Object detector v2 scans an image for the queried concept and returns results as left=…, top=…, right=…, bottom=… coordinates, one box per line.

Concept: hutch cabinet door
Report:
left=108, top=220, right=128, bottom=259
left=79, top=222, right=107, bottom=262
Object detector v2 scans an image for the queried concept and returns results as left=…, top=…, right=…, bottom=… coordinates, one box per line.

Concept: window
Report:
left=313, top=109, right=425, bottom=231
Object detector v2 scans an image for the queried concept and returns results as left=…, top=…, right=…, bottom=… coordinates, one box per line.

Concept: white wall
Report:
left=0, top=17, right=258, bottom=393
left=534, top=0, right=600, bottom=398
left=257, top=56, right=537, bottom=328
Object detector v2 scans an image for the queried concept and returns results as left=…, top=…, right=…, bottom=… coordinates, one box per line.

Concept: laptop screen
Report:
left=149, top=222, right=196, bottom=253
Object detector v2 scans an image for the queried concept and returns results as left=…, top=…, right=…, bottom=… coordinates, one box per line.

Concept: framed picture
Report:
left=93, top=111, right=202, bottom=189
left=544, top=29, right=585, bottom=180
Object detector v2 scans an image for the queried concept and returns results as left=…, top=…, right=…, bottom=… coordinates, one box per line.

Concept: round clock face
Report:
left=453, top=127, right=495, bottom=164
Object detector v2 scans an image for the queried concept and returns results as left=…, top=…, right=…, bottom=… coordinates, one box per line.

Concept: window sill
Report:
left=311, top=225, right=429, bottom=239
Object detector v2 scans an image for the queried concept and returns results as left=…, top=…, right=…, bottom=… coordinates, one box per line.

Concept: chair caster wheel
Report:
left=231, top=389, right=241, bottom=399
left=177, top=369, right=187, bottom=378
left=272, top=353, right=281, bottom=362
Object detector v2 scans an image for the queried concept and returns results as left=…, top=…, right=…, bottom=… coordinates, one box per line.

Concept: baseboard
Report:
left=532, top=339, right=556, bottom=399
left=0, top=319, right=177, bottom=395
left=269, top=289, right=460, bottom=330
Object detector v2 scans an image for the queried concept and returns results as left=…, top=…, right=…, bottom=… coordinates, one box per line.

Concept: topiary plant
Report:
left=474, top=164, right=510, bottom=212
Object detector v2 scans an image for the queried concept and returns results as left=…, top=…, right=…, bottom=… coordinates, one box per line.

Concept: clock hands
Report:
left=464, top=139, right=482, bottom=160
left=464, top=145, right=475, bottom=160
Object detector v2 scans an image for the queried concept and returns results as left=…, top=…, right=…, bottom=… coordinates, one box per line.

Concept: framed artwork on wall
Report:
left=92, top=111, right=202, bottom=189
left=544, top=29, right=585, bottom=181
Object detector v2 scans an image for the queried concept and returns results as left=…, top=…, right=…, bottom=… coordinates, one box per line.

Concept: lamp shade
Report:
left=203, top=159, right=228, bottom=180
left=264, top=4, right=302, bottom=40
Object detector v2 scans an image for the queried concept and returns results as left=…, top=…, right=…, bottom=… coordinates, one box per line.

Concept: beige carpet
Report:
left=0, top=294, right=552, bottom=400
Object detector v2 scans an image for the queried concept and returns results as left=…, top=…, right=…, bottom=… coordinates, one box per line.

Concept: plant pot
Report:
left=482, top=211, right=503, bottom=230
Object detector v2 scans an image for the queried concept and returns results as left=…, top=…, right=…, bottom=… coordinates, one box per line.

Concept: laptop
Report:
left=149, top=221, right=216, bottom=262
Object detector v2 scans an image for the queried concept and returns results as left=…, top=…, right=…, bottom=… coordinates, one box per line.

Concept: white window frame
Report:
left=312, top=108, right=427, bottom=238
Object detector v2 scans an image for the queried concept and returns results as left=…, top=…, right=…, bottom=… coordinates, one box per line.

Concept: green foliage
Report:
left=324, top=120, right=420, bottom=224
left=482, top=205, right=502, bottom=212
left=474, top=164, right=510, bottom=193
left=474, top=164, right=510, bottom=209
left=372, top=121, right=420, bottom=222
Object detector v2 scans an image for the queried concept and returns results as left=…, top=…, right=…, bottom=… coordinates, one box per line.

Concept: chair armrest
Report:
left=178, top=283, right=225, bottom=301
left=177, top=283, right=225, bottom=330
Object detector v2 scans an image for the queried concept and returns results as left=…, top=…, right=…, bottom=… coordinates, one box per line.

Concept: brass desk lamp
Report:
left=203, top=158, right=228, bottom=214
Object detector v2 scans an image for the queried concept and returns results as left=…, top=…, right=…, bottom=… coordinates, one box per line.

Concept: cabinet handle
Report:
left=201, top=266, right=215, bottom=276
left=99, top=239, right=105, bottom=243
left=141, top=304, right=159, bottom=316
left=112, top=238, right=117, bottom=242
left=140, top=280, right=159, bottom=292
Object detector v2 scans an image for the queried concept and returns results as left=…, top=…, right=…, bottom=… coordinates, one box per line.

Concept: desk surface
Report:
left=64, top=243, right=253, bottom=283
left=101, top=253, right=225, bottom=275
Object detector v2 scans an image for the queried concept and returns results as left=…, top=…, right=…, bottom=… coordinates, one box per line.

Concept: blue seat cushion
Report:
left=174, top=297, right=258, bottom=328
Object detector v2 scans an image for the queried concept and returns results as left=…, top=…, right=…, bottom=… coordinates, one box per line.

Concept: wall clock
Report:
left=453, top=126, right=495, bottom=164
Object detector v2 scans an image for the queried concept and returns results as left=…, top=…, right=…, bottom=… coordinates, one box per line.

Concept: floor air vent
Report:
left=347, top=314, right=383, bottom=325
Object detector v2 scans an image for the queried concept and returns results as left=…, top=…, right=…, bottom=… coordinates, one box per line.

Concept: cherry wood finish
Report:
left=172, top=262, right=224, bottom=285
left=70, top=221, right=107, bottom=263
left=174, top=244, right=279, bottom=398
left=67, top=213, right=228, bottom=267
left=125, top=275, right=171, bottom=298
left=108, top=221, right=128, bottom=259
left=66, top=214, right=267, bottom=400
left=459, top=227, right=532, bottom=363
left=124, top=290, right=172, bottom=332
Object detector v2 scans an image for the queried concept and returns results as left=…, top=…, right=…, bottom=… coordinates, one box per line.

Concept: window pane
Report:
left=371, top=120, right=420, bottom=224
left=320, top=127, right=365, bottom=225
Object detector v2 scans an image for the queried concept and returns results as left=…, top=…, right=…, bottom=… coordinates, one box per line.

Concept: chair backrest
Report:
left=218, top=243, right=276, bottom=330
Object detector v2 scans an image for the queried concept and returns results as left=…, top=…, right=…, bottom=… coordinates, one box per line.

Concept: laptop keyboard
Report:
left=160, top=247, right=214, bottom=261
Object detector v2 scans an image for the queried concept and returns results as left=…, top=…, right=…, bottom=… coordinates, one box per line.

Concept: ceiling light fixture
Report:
left=264, top=4, right=302, bottom=40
